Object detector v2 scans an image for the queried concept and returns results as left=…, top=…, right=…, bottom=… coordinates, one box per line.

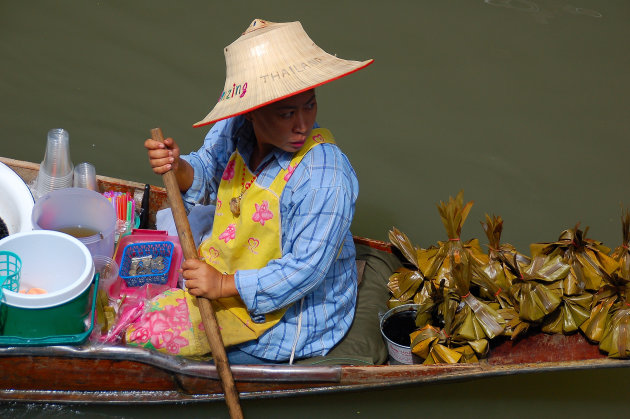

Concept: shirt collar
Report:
left=272, top=148, right=293, bottom=170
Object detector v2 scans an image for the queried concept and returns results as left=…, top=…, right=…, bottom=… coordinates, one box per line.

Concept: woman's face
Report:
left=247, top=89, right=317, bottom=156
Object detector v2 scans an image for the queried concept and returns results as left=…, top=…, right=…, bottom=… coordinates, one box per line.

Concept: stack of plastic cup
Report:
left=73, top=162, right=98, bottom=191
left=34, top=128, right=74, bottom=199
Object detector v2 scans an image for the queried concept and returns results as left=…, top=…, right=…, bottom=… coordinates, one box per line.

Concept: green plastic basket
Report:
left=0, top=251, right=20, bottom=295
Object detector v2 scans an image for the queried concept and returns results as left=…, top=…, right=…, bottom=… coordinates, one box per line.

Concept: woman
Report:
left=145, top=19, right=373, bottom=363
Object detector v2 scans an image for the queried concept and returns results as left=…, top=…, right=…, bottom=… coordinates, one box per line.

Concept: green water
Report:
left=1, top=0, right=630, bottom=417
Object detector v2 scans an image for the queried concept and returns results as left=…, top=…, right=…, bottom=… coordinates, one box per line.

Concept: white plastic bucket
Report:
left=0, top=230, right=94, bottom=308
left=0, top=231, right=95, bottom=338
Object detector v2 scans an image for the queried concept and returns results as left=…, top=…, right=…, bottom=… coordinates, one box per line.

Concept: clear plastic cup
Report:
left=73, top=162, right=98, bottom=191
left=40, top=128, right=73, bottom=176
left=35, top=128, right=74, bottom=198
left=35, top=170, right=73, bottom=193
left=93, top=255, right=119, bottom=299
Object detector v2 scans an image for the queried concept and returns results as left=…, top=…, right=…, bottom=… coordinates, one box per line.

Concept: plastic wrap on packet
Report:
left=124, top=288, right=211, bottom=357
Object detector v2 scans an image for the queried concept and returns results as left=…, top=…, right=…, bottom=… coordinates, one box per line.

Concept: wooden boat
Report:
left=1, top=156, right=630, bottom=405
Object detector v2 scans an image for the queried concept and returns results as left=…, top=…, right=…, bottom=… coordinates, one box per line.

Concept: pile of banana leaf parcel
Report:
left=387, top=192, right=630, bottom=364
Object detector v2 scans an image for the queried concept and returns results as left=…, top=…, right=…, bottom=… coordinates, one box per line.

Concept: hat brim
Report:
left=193, top=58, right=374, bottom=128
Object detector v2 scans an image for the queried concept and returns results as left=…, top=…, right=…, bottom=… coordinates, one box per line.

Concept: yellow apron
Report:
left=198, top=128, right=336, bottom=347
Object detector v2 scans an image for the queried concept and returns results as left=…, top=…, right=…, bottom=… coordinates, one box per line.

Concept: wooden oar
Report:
left=150, top=128, right=244, bottom=419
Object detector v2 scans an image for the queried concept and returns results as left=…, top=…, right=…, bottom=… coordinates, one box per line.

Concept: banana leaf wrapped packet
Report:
left=390, top=192, right=510, bottom=362
left=509, top=253, right=567, bottom=325
left=530, top=225, right=617, bottom=334
left=387, top=227, right=430, bottom=308
left=410, top=324, right=488, bottom=364
left=580, top=270, right=628, bottom=343
left=509, top=251, right=591, bottom=335
left=409, top=259, right=504, bottom=364
left=598, top=307, right=630, bottom=358
left=419, top=192, right=489, bottom=292
left=531, top=224, right=617, bottom=295
left=481, top=214, right=530, bottom=293
left=480, top=214, right=531, bottom=338
left=387, top=228, right=456, bottom=331
left=541, top=291, right=592, bottom=334
left=587, top=273, right=630, bottom=358
left=387, top=192, right=487, bottom=308
left=611, top=210, right=630, bottom=279
left=581, top=211, right=630, bottom=353
left=450, top=260, right=505, bottom=341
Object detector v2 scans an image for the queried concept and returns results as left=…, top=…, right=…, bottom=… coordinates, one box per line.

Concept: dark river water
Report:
left=1, top=0, right=630, bottom=417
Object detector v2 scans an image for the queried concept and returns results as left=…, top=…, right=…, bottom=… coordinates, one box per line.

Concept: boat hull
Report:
left=0, top=332, right=628, bottom=404
left=2, top=156, right=630, bottom=404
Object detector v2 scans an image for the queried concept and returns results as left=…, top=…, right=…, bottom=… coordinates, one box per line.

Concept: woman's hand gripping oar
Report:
left=150, top=128, right=244, bottom=419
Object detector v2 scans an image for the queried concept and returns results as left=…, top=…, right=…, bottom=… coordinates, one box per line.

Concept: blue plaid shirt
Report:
left=181, top=116, right=359, bottom=361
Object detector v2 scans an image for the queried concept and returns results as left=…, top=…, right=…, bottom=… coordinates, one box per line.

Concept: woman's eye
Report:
left=280, top=112, right=293, bottom=119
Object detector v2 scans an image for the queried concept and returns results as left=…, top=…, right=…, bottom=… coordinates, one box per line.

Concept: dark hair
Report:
left=235, top=115, right=256, bottom=144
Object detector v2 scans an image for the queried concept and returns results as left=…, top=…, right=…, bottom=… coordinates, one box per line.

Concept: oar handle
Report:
left=150, top=128, right=243, bottom=419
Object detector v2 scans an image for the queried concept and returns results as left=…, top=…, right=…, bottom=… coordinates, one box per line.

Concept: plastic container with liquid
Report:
left=31, top=188, right=116, bottom=260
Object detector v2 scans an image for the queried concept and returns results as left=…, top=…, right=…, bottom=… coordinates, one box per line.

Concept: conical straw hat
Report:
left=193, top=19, right=373, bottom=128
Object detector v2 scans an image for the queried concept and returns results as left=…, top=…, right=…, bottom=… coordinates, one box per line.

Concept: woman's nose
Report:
left=294, top=111, right=307, bottom=133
